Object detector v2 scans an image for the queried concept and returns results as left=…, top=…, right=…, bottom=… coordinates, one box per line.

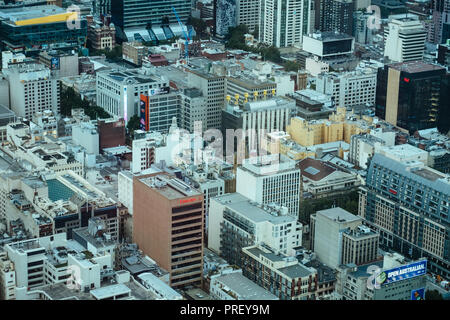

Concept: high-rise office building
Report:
left=222, top=97, right=296, bottom=156
left=383, top=14, right=427, bottom=63
left=236, top=154, right=301, bottom=217
left=375, top=61, right=447, bottom=133
left=96, top=69, right=170, bottom=123
left=319, top=0, right=353, bottom=36
left=359, top=153, right=450, bottom=278
left=259, top=0, right=311, bottom=48
left=133, top=173, right=204, bottom=288
left=428, top=0, right=450, bottom=44
left=187, top=69, right=225, bottom=130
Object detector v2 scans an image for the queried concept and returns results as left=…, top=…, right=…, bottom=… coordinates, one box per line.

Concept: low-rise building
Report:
left=209, top=268, right=279, bottom=300
left=241, top=244, right=318, bottom=300
left=298, top=157, right=360, bottom=199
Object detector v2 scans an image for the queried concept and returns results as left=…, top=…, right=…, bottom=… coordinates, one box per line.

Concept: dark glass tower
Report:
left=375, top=61, right=447, bottom=134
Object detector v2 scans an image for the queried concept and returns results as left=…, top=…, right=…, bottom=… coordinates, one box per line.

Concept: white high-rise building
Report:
left=384, top=14, right=427, bottom=62
left=236, top=154, right=301, bottom=217
left=3, top=63, right=60, bottom=119
left=316, top=67, right=377, bottom=108
left=96, top=69, right=170, bottom=123
left=259, top=0, right=311, bottom=48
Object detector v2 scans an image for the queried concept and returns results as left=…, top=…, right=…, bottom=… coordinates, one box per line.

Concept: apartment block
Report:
left=259, top=0, right=311, bottom=47
left=187, top=69, right=225, bottom=130
left=287, top=107, right=373, bottom=147
left=315, top=68, right=377, bottom=109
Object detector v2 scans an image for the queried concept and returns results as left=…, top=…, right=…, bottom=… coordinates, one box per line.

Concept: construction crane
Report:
left=172, top=6, right=192, bottom=64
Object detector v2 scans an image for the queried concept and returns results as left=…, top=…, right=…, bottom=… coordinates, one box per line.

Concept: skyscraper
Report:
left=319, top=0, right=354, bottom=36
left=236, top=0, right=260, bottom=32
left=259, top=0, right=311, bottom=47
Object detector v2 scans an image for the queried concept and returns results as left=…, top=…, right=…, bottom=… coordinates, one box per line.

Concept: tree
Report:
left=284, top=60, right=301, bottom=72
left=60, top=87, right=80, bottom=116
left=126, top=115, right=140, bottom=137
left=251, top=25, right=259, bottom=39
left=187, top=16, right=207, bottom=39
left=161, top=16, right=170, bottom=26
left=425, top=290, right=443, bottom=300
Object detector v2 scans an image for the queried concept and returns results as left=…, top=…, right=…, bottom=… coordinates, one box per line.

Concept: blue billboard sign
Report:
left=376, top=260, right=427, bottom=286
left=51, top=57, right=60, bottom=70
left=411, top=288, right=425, bottom=300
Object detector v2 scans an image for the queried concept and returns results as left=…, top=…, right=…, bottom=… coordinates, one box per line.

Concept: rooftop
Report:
left=90, top=284, right=131, bottom=300
left=0, top=5, right=67, bottom=24
left=371, top=154, right=450, bottom=195
left=213, top=272, right=278, bottom=300
left=316, top=207, right=362, bottom=224
left=389, top=61, right=446, bottom=74
left=139, top=174, right=202, bottom=200
left=306, top=31, right=354, bottom=42
left=298, top=158, right=338, bottom=181
left=213, top=193, right=295, bottom=224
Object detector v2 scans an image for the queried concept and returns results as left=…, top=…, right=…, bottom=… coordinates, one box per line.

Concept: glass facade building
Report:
left=376, top=61, right=447, bottom=133
left=0, top=7, right=87, bottom=53
left=111, top=0, right=191, bottom=30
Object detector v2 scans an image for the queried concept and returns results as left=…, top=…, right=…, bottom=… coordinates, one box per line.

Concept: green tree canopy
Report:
left=126, top=115, right=140, bottom=138
left=60, top=87, right=110, bottom=120
left=425, top=289, right=444, bottom=300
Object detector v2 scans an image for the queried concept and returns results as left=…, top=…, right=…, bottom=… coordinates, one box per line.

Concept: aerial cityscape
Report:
left=0, top=0, right=449, bottom=307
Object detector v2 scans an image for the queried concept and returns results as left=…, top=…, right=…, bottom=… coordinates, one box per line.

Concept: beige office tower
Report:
left=133, top=173, right=204, bottom=288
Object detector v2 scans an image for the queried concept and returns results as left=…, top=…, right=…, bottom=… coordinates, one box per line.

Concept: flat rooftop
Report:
left=380, top=144, right=428, bottom=158
left=90, top=284, right=131, bottom=300
left=412, top=168, right=446, bottom=182
left=316, top=207, right=361, bottom=223
left=298, top=158, right=338, bottom=181
left=213, top=193, right=295, bottom=224
left=306, top=31, right=354, bottom=42
left=214, top=272, right=278, bottom=300
left=389, top=61, right=446, bottom=74
left=139, top=174, right=202, bottom=200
